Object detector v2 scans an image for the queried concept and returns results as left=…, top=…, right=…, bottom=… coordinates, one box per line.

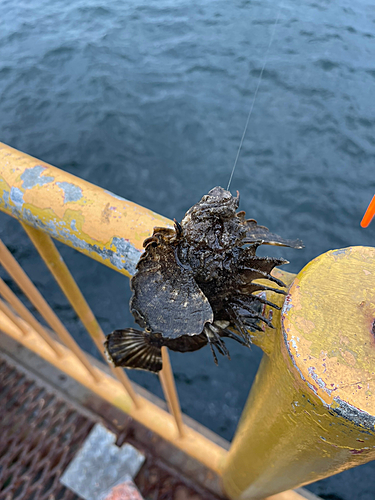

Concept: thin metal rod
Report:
left=159, top=347, right=185, bottom=438
left=0, top=239, right=100, bottom=382
left=0, top=298, right=29, bottom=336
left=0, top=276, right=63, bottom=356
left=21, top=223, right=140, bottom=408
left=0, top=314, right=230, bottom=477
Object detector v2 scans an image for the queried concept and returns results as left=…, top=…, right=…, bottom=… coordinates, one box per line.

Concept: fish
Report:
left=104, top=186, right=303, bottom=372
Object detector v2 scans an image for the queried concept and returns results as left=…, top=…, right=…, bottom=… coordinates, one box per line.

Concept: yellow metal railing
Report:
left=1, top=142, right=374, bottom=500
left=0, top=142, right=224, bottom=472
left=20, top=224, right=140, bottom=406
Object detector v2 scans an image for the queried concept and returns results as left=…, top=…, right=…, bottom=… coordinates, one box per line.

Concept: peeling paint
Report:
left=21, top=165, right=54, bottom=189
left=10, top=187, right=24, bottom=211
left=110, top=237, right=141, bottom=275
left=1, top=190, right=14, bottom=219
left=2, top=189, right=10, bottom=208
left=1, top=184, right=141, bottom=277
left=282, top=293, right=293, bottom=315
left=282, top=324, right=307, bottom=383
left=22, top=208, right=59, bottom=237
left=2, top=186, right=25, bottom=221
left=58, top=229, right=141, bottom=276
left=290, top=336, right=298, bottom=351
left=332, top=398, right=375, bottom=431
left=308, top=366, right=332, bottom=395
left=332, top=248, right=348, bottom=256
left=56, top=182, right=83, bottom=203
left=0, top=144, right=174, bottom=287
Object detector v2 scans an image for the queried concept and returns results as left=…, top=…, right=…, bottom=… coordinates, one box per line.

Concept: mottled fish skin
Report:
left=105, top=186, right=303, bottom=372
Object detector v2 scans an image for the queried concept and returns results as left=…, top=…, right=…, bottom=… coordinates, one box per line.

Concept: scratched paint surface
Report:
left=282, top=246, right=375, bottom=422
left=0, top=143, right=172, bottom=277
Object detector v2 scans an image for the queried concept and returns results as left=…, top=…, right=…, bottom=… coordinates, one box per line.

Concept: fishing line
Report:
left=227, top=5, right=282, bottom=191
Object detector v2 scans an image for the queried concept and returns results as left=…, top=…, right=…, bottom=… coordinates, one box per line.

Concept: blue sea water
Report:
left=0, top=0, right=375, bottom=498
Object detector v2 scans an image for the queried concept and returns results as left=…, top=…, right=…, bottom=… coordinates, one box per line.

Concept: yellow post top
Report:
left=0, top=142, right=172, bottom=278
left=283, top=246, right=375, bottom=425
left=222, top=246, right=375, bottom=500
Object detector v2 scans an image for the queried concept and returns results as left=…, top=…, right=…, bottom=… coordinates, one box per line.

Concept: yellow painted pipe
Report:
left=0, top=239, right=101, bottom=382
left=21, top=222, right=140, bottom=408
left=0, top=298, right=29, bottom=336
left=0, top=276, right=64, bottom=357
left=222, top=246, right=375, bottom=500
left=159, top=346, right=185, bottom=438
left=0, top=142, right=172, bottom=278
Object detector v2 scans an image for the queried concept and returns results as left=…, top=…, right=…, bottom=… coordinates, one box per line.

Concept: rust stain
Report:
left=101, top=202, right=111, bottom=224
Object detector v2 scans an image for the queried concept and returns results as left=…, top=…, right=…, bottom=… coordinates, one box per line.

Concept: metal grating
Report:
left=0, top=356, right=94, bottom=500
left=135, top=459, right=223, bottom=500
left=0, top=352, right=227, bottom=500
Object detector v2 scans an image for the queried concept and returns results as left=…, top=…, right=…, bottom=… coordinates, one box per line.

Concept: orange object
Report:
left=102, top=481, right=144, bottom=500
left=361, top=195, right=375, bottom=228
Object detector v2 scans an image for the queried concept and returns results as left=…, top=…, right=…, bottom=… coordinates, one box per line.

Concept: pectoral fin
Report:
left=104, top=328, right=162, bottom=373
left=242, top=219, right=304, bottom=249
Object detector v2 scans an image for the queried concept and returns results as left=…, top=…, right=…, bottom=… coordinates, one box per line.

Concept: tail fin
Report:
left=104, top=328, right=162, bottom=373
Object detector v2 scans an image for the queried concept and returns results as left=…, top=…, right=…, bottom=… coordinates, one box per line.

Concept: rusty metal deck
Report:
left=0, top=344, right=228, bottom=500
left=0, top=332, right=320, bottom=500
left=0, top=355, right=92, bottom=500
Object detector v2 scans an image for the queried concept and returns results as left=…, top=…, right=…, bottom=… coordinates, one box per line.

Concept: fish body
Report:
left=104, top=186, right=303, bottom=372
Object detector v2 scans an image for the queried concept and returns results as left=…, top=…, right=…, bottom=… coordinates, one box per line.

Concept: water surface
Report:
left=0, top=1, right=375, bottom=498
